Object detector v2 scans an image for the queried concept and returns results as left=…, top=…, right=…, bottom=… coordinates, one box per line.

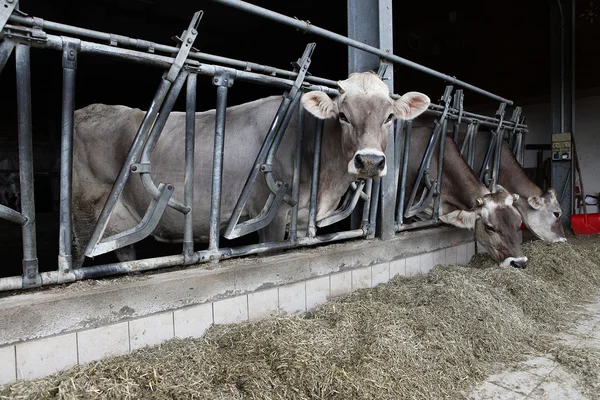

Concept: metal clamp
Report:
left=61, top=37, right=80, bottom=70
left=166, top=10, right=203, bottom=82
left=130, top=162, right=151, bottom=173
left=0, top=24, right=47, bottom=44
left=212, top=71, right=235, bottom=88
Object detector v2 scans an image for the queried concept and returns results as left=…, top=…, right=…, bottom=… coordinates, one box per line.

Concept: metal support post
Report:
left=58, top=38, right=79, bottom=280
left=307, top=119, right=324, bottom=238
left=551, top=0, right=574, bottom=227
left=15, top=43, right=41, bottom=288
left=183, top=73, right=197, bottom=262
left=208, top=73, right=233, bottom=260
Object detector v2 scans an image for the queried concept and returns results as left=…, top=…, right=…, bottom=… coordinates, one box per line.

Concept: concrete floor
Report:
left=468, top=296, right=600, bottom=400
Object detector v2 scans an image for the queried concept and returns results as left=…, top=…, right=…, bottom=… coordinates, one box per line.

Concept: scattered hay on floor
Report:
left=1, top=238, right=600, bottom=400
left=551, top=344, right=600, bottom=398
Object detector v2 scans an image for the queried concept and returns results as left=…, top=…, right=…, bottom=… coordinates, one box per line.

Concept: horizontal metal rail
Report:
left=0, top=229, right=365, bottom=291
left=210, top=0, right=513, bottom=104
left=7, top=14, right=338, bottom=88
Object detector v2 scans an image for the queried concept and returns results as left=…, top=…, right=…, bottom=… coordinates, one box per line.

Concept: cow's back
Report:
left=72, top=96, right=301, bottom=249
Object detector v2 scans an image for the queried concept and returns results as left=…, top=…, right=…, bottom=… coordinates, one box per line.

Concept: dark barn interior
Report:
left=0, top=0, right=597, bottom=276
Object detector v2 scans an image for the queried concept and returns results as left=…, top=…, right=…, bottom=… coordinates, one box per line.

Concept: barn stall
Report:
left=0, top=0, right=592, bottom=391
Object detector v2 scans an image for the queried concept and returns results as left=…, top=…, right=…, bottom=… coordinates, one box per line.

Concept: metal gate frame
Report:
left=0, top=0, right=528, bottom=292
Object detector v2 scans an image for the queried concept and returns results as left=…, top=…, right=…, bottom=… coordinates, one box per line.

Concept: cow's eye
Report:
left=485, top=224, right=496, bottom=233
left=553, top=211, right=561, bottom=219
left=339, top=112, right=350, bottom=123
left=384, top=113, right=394, bottom=124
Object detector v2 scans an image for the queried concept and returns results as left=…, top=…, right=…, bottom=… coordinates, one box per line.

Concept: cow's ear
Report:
left=440, top=210, right=477, bottom=230
left=394, top=92, right=430, bottom=120
left=301, top=91, right=338, bottom=119
left=527, top=195, right=543, bottom=210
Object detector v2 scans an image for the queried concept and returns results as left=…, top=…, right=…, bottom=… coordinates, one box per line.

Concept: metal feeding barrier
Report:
left=0, top=0, right=527, bottom=292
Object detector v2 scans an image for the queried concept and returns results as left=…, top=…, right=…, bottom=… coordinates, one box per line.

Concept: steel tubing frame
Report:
left=0, top=7, right=529, bottom=292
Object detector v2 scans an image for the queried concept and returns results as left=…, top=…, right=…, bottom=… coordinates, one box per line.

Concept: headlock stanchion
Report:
left=0, top=4, right=528, bottom=292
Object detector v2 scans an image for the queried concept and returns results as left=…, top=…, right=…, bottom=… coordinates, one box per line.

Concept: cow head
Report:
left=440, top=185, right=528, bottom=268
left=513, top=187, right=567, bottom=243
left=301, top=71, right=430, bottom=179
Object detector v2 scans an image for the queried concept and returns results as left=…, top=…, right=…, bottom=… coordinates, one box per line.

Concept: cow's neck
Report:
left=314, top=120, right=356, bottom=220
left=441, top=140, right=490, bottom=211
left=498, top=148, right=544, bottom=197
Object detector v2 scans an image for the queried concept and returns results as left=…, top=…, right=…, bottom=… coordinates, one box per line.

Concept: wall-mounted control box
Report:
left=551, top=132, right=572, bottom=161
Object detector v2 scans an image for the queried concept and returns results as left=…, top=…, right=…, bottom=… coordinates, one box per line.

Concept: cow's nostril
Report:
left=377, top=158, right=385, bottom=171
left=354, top=156, right=365, bottom=170
left=510, top=259, right=528, bottom=269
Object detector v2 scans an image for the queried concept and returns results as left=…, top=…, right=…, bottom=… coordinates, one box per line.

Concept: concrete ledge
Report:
left=0, top=226, right=474, bottom=347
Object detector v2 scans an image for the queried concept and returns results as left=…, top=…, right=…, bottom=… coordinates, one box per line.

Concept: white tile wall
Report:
left=446, top=246, right=458, bottom=264
left=174, top=302, right=214, bottom=338
left=433, top=249, right=446, bottom=267
left=352, top=266, right=372, bottom=290
left=330, top=271, right=352, bottom=298
left=0, top=345, right=16, bottom=387
left=248, top=288, right=279, bottom=322
left=213, top=295, right=249, bottom=325
left=390, top=258, right=406, bottom=278
left=305, top=276, right=330, bottom=310
left=129, top=312, right=174, bottom=351
left=371, top=262, right=390, bottom=286
left=77, top=322, right=129, bottom=364
left=16, top=333, right=78, bottom=380
left=467, top=242, right=476, bottom=261
left=420, top=252, right=435, bottom=274
left=278, top=281, right=306, bottom=316
left=405, top=255, right=421, bottom=276
left=456, top=244, right=468, bottom=265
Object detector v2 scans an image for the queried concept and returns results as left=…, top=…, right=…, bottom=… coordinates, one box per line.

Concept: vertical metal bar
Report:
left=289, top=104, right=304, bottom=243
left=396, top=120, right=412, bottom=227
left=368, top=178, right=380, bottom=238
left=491, top=128, right=504, bottom=189
left=183, top=73, right=196, bottom=260
left=468, top=123, right=478, bottom=169
left=307, top=119, right=324, bottom=238
left=361, top=178, right=373, bottom=229
left=15, top=44, right=40, bottom=288
left=377, top=0, right=396, bottom=240
left=208, top=76, right=231, bottom=254
left=393, top=119, right=403, bottom=193
left=433, top=118, right=448, bottom=222
left=58, top=40, right=79, bottom=276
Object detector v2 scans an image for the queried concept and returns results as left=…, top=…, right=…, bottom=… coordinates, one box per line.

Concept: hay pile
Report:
left=2, top=238, right=600, bottom=400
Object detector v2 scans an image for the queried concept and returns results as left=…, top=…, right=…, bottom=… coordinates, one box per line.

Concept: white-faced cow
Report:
left=454, top=130, right=566, bottom=243
left=403, top=127, right=528, bottom=268
left=71, top=72, right=430, bottom=265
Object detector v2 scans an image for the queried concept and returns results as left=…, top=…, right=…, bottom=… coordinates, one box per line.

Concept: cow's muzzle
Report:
left=500, top=256, right=528, bottom=269
left=348, top=149, right=387, bottom=178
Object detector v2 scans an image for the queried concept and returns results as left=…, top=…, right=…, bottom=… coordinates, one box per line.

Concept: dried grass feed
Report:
left=2, top=234, right=600, bottom=400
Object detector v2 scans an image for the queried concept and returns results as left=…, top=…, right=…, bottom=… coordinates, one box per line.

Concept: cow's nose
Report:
left=510, top=259, right=528, bottom=269
left=355, top=153, right=385, bottom=172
